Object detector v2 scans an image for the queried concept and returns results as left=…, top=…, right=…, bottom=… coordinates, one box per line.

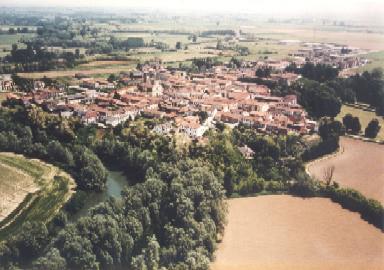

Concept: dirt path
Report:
left=211, top=195, right=384, bottom=270
left=306, top=137, right=384, bottom=203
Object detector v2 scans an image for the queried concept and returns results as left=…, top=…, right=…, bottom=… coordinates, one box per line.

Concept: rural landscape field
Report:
left=0, top=153, right=76, bottom=240
left=212, top=195, right=384, bottom=270
left=0, top=0, right=383, bottom=269
left=307, top=137, right=384, bottom=203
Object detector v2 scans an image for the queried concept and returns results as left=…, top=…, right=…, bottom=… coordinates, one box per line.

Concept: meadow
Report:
left=336, top=104, right=384, bottom=141
left=9, top=19, right=383, bottom=79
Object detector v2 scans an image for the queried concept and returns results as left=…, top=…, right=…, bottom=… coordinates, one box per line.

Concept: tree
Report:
left=126, top=37, right=145, bottom=48
left=197, top=111, right=208, bottom=124
left=32, top=248, right=67, bottom=270
left=323, top=166, right=335, bottom=185
left=293, top=79, right=341, bottom=118
left=256, top=67, right=271, bottom=78
left=299, top=62, right=339, bottom=82
left=17, top=222, right=49, bottom=260
left=365, top=119, right=381, bottom=138
left=108, top=73, right=117, bottom=83
left=342, top=114, right=354, bottom=132
left=175, top=42, right=182, bottom=50
left=47, top=141, right=74, bottom=166
left=350, top=117, right=361, bottom=134
left=145, top=236, right=160, bottom=270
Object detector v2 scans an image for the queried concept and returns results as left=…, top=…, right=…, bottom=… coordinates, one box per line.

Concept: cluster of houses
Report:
left=0, top=74, right=15, bottom=92
left=5, top=62, right=317, bottom=139
left=288, top=42, right=368, bottom=70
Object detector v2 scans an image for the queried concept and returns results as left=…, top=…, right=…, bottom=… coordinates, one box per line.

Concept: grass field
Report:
left=307, top=137, right=384, bottom=204
left=0, top=153, right=76, bottom=240
left=18, top=66, right=136, bottom=79
left=357, top=51, right=384, bottom=72
left=0, top=33, right=36, bottom=50
left=212, top=195, right=384, bottom=270
left=336, top=104, right=384, bottom=141
left=13, top=20, right=384, bottom=79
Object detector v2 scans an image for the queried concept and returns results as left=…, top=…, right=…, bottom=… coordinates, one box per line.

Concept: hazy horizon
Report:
left=0, top=0, right=383, bottom=22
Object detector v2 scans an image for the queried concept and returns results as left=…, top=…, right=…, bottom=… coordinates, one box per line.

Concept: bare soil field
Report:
left=0, top=152, right=76, bottom=240
left=0, top=162, right=39, bottom=221
left=307, top=137, right=384, bottom=203
left=211, top=195, right=384, bottom=270
left=250, top=26, right=384, bottom=51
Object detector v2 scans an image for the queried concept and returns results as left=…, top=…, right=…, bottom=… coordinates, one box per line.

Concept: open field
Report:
left=0, top=153, right=76, bottom=240
left=0, top=161, right=39, bottom=221
left=336, top=104, right=384, bottom=141
left=307, top=137, right=384, bottom=203
left=211, top=195, right=384, bottom=270
left=236, top=23, right=384, bottom=51
left=357, top=51, right=384, bottom=72
left=17, top=66, right=136, bottom=79
left=0, top=33, right=36, bottom=52
left=78, top=60, right=133, bottom=67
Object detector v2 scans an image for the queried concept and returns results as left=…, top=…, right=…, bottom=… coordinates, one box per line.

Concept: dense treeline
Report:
left=200, top=30, right=236, bottom=36
left=0, top=108, right=227, bottom=269
left=290, top=180, right=384, bottom=230
left=291, top=78, right=342, bottom=118
left=0, top=98, right=383, bottom=270
left=0, top=27, right=34, bottom=35
left=302, top=119, right=344, bottom=161
left=286, top=62, right=339, bottom=82
left=0, top=106, right=107, bottom=191
left=324, top=69, right=384, bottom=115
left=249, top=64, right=383, bottom=118
left=0, top=43, right=81, bottom=73
left=286, top=64, right=384, bottom=116
left=41, top=160, right=225, bottom=270
left=187, top=125, right=306, bottom=196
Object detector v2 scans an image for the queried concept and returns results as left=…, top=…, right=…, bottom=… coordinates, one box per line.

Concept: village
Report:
left=1, top=41, right=370, bottom=139
left=1, top=4, right=384, bottom=270
left=4, top=63, right=318, bottom=139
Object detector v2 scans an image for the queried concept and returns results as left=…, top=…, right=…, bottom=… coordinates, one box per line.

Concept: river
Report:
left=70, top=170, right=128, bottom=220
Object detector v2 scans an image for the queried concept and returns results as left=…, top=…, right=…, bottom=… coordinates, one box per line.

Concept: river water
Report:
left=70, top=170, right=128, bottom=220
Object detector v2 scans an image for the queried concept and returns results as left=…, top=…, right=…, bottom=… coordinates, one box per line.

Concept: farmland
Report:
left=5, top=17, right=382, bottom=79
left=0, top=152, right=76, bottom=240
left=307, top=137, right=384, bottom=204
left=212, top=195, right=384, bottom=270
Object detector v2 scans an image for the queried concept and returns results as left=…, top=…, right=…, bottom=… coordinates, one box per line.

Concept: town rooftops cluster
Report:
left=5, top=62, right=318, bottom=138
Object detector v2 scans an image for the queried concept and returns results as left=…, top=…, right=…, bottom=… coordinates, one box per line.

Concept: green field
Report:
left=356, top=51, right=384, bottom=72
left=0, top=33, right=36, bottom=50
left=13, top=19, right=384, bottom=79
left=0, top=153, right=76, bottom=240
left=336, top=104, right=384, bottom=141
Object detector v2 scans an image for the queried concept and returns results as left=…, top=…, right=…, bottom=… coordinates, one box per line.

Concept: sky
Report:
left=0, top=0, right=383, bottom=19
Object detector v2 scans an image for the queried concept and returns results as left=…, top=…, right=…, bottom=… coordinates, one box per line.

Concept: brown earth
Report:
left=211, top=195, right=384, bottom=270
left=79, top=60, right=132, bottom=67
left=307, top=137, right=384, bottom=203
left=0, top=162, right=39, bottom=221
